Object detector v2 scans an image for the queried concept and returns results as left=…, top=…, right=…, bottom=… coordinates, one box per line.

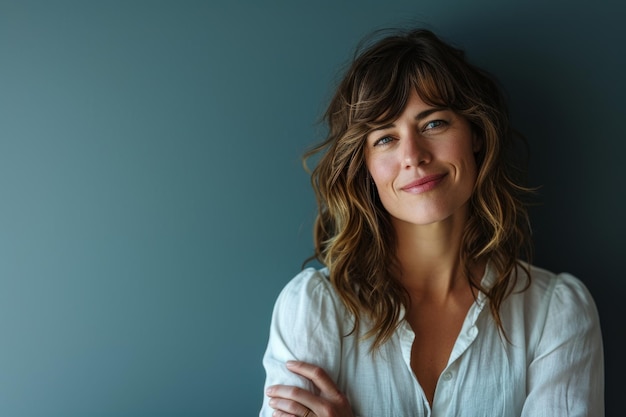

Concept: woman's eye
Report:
left=424, top=120, right=446, bottom=131
left=373, top=136, right=394, bottom=146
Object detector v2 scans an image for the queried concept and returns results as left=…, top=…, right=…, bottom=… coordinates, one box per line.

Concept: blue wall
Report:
left=1, top=1, right=624, bottom=415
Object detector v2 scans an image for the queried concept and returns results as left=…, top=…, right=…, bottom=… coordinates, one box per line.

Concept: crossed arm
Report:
left=265, top=361, right=354, bottom=417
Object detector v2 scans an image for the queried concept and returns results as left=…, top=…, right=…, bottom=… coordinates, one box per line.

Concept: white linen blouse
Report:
left=259, top=263, right=604, bottom=417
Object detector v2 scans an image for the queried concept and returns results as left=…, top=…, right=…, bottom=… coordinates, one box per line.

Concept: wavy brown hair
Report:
left=304, top=28, right=533, bottom=350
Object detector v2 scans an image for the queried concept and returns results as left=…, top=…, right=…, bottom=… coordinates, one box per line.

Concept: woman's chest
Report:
left=336, top=318, right=528, bottom=417
left=408, top=304, right=469, bottom=405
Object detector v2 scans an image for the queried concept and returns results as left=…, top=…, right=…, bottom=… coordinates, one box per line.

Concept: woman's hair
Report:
left=304, top=28, right=533, bottom=350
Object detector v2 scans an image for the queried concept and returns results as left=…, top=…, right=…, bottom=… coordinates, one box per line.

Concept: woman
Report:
left=260, top=28, right=604, bottom=417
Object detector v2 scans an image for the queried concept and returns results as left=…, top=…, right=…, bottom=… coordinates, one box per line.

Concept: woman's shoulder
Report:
left=272, top=267, right=348, bottom=321
left=494, top=263, right=602, bottom=357
left=278, top=266, right=331, bottom=296
left=276, top=267, right=337, bottom=304
left=515, top=263, right=595, bottom=306
left=504, top=263, right=600, bottom=332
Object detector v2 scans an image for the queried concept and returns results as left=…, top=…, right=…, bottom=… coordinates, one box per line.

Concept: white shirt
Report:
left=260, top=263, right=604, bottom=416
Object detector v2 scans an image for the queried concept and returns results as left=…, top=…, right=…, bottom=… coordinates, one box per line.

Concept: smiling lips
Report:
left=400, top=173, right=447, bottom=194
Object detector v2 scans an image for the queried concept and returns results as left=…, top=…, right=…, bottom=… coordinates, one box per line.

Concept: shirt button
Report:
left=469, top=326, right=478, bottom=337
left=442, top=371, right=453, bottom=381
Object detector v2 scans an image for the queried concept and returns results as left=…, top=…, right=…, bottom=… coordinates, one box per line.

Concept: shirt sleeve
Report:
left=259, top=268, right=348, bottom=417
left=521, top=273, right=604, bottom=417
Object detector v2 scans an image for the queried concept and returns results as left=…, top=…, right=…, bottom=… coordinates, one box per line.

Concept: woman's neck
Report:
left=392, top=212, right=477, bottom=302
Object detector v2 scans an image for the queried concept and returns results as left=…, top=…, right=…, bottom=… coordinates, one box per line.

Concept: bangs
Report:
left=351, top=47, right=462, bottom=130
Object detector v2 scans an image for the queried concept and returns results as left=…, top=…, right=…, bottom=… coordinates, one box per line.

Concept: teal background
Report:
left=1, top=1, right=623, bottom=415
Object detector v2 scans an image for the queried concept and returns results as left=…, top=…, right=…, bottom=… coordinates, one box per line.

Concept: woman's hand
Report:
left=265, top=361, right=354, bottom=417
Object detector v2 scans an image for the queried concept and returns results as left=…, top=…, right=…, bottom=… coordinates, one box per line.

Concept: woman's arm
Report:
left=259, top=269, right=355, bottom=417
left=266, top=361, right=354, bottom=417
left=521, top=274, right=604, bottom=417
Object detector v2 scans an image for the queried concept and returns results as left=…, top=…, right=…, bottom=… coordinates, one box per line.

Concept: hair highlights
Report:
left=305, top=29, right=533, bottom=349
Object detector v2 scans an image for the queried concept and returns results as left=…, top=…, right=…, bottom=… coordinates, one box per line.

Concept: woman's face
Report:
left=364, top=90, right=480, bottom=229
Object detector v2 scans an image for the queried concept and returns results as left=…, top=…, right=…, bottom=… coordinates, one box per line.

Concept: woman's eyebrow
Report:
left=370, top=107, right=447, bottom=132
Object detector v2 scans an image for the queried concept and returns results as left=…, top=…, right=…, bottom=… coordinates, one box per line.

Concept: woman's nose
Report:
left=403, top=134, right=431, bottom=168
